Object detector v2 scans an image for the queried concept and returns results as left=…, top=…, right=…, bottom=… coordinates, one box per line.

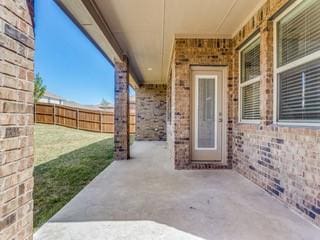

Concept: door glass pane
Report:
left=197, top=77, right=215, bottom=148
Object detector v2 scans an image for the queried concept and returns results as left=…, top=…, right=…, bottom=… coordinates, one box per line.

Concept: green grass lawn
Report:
left=34, top=124, right=114, bottom=230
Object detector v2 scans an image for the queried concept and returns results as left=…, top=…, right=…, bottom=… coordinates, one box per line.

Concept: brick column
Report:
left=173, top=60, right=191, bottom=169
left=0, top=0, right=34, bottom=239
left=114, top=56, right=130, bottom=160
left=260, top=21, right=274, bottom=126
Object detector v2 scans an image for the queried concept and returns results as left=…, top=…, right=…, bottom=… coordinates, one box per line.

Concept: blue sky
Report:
left=35, top=0, right=129, bottom=105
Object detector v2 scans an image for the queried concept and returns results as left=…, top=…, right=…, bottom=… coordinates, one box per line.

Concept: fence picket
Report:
left=35, top=103, right=135, bottom=134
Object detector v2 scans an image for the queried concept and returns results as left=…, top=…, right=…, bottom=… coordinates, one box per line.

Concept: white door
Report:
left=191, top=69, right=223, bottom=161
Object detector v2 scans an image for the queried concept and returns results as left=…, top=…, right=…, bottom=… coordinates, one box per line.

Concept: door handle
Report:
left=218, top=112, right=223, bottom=122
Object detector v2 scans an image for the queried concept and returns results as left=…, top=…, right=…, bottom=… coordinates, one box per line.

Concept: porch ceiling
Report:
left=56, top=0, right=266, bottom=86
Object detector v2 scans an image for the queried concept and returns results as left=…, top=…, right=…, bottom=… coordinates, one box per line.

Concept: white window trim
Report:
left=273, top=0, right=320, bottom=127
left=194, top=74, right=218, bottom=151
left=238, top=34, right=261, bottom=124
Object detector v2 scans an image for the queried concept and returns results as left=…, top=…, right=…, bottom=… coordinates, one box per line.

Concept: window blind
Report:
left=241, top=38, right=260, bottom=83
left=278, top=58, right=320, bottom=122
left=277, top=0, right=320, bottom=67
left=240, top=37, right=261, bottom=121
left=242, top=81, right=261, bottom=120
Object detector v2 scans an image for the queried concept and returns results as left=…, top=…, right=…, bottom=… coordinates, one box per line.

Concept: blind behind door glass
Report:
left=197, top=78, right=215, bottom=148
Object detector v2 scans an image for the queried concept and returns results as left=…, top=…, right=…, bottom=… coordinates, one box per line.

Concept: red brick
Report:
left=114, top=56, right=130, bottom=160
left=0, top=1, right=34, bottom=239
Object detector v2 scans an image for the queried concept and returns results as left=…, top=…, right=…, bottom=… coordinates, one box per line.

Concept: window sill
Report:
left=238, top=120, right=260, bottom=125
left=273, top=122, right=320, bottom=129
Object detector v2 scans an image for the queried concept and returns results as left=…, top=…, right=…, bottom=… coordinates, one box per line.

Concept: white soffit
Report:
left=58, top=0, right=267, bottom=85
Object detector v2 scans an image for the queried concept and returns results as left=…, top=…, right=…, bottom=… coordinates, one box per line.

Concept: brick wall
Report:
left=233, top=125, right=320, bottom=226
left=0, top=0, right=35, bottom=239
left=136, top=84, right=166, bottom=141
left=168, top=0, right=320, bottom=227
left=170, top=39, right=234, bottom=169
left=231, top=0, right=320, bottom=227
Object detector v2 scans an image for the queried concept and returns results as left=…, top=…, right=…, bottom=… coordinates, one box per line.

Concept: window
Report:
left=275, top=0, right=320, bottom=124
left=239, top=36, right=261, bottom=122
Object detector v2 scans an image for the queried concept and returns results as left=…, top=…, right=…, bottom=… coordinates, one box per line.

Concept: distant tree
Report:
left=34, top=73, right=46, bottom=103
left=100, top=98, right=111, bottom=108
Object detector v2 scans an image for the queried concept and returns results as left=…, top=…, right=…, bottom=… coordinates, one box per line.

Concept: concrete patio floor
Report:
left=35, top=141, right=320, bottom=240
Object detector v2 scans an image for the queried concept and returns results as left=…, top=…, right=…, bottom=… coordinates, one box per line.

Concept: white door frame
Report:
left=190, top=66, right=228, bottom=164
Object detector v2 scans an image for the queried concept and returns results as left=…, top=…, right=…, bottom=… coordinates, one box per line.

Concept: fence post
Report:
left=100, top=112, right=103, bottom=133
left=77, top=109, right=80, bottom=129
left=53, top=104, right=56, bottom=125
left=34, top=103, right=36, bottom=124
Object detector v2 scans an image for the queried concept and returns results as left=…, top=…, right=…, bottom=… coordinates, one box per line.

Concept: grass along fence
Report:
left=35, top=103, right=136, bottom=133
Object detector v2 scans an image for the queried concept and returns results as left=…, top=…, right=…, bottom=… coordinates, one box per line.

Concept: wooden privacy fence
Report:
left=35, top=103, right=136, bottom=134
